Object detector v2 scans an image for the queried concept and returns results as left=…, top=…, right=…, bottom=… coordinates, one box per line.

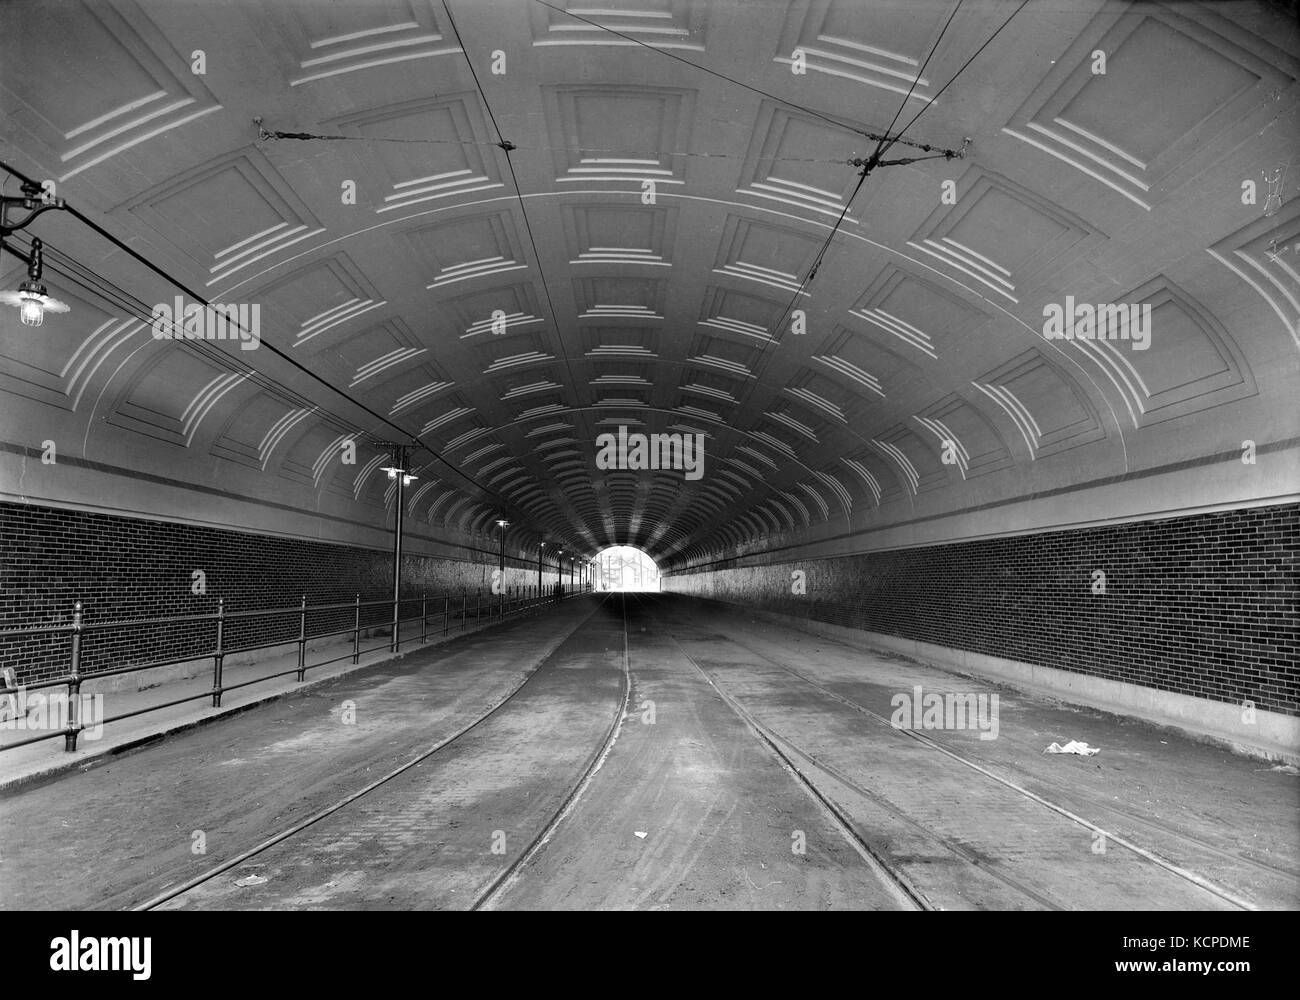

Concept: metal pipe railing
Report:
left=296, top=595, right=307, bottom=682
left=0, top=586, right=583, bottom=754
left=352, top=595, right=361, bottom=665
left=64, top=601, right=83, bottom=752
left=212, top=598, right=225, bottom=708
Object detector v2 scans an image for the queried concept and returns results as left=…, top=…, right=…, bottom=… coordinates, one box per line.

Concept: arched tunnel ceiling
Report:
left=1, top=0, right=1298, bottom=570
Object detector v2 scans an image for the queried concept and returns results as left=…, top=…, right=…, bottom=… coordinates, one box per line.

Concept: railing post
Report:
left=64, top=601, right=83, bottom=752
left=421, top=594, right=427, bottom=644
left=296, top=595, right=307, bottom=681
left=352, top=594, right=361, bottom=664
left=212, top=598, right=225, bottom=708
left=443, top=595, right=449, bottom=636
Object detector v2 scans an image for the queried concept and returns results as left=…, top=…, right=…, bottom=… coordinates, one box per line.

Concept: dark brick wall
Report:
left=0, top=501, right=568, bottom=684
left=665, top=504, right=1299, bottom=716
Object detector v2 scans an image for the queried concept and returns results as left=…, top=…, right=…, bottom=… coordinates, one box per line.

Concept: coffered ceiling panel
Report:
left=1003, top=3, right=1299, bottom=210
left=543, top=84, right=695, bottom=188
left=326, top=95, right=503, bottom=212
left=562, top=203, right=677, bottom=267
left=1, top=0, right=1296, bottom=567
left=773, top=0, right=961, bottom=103
left=850, top=265, right=989, bottom=361
left=1, top=0, right=221, bottom=181
left=125, top=148, right=326, bottom=286
left=263, top=0, right=460, bottom=87
left=529, top=0, right=707, bottom=51
left=253, top=254, right=386, bottom=351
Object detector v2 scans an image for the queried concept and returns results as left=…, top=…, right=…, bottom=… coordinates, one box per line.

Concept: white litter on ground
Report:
left=1045, top=740, right=1100, bottom=756
left=234, top=874, right=268, bottom=887
left=634, top=831, right=647, bottom=839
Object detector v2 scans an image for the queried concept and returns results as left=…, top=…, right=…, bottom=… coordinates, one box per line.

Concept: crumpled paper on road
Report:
left=1044, top=740, right=1100, bottom=756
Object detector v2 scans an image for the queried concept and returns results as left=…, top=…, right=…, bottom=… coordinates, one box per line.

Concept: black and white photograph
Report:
left=0, top=0, right=1296, bottom=975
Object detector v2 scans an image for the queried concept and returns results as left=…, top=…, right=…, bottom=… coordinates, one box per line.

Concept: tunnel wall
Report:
left=0, top=500, right=571, bottom=684
left=664, top=502, right=1298, bottom=718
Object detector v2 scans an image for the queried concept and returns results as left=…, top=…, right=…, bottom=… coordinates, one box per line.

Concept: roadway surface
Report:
left=2, top=594, right=1296, bottom=910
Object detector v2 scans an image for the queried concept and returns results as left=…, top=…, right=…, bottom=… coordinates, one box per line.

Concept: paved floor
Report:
left=1, top=594, right=1295, bottom=910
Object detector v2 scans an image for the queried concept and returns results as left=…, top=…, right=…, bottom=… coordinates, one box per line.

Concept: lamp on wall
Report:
left=0, top=237, right=70, bottom=327
left=1, top=178, right=71, bottom=327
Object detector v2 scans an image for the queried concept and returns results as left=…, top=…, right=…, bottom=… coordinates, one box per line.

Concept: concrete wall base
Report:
left=738, top=605, right=1300, bottom=765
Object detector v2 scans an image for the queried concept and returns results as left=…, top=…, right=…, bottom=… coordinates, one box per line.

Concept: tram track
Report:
left=636, top=595, right=1264, bottom=911
left=472, top=593, right=632, bottom=910
left=627, top=592, right=931, bottom=911
left=134, top=593, right=624, bottom=911
left=104, top=589, right=1283, bottom=911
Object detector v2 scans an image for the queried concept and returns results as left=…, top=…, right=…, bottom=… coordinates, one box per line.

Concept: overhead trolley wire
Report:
left=7, top=232, right=364, bottom=433
left=441, top=0, right=611, bottom=554
left=254, top=119, right=870, bottom=167
left=721, top=0, right=965, bottom=426
left=679, top=0, right=1034, bottom=547
left=0, top=161, right=545, bottom=536
left=890, top=0, right=1034, bottom=148
left=529, top=0, right=965, bottom=158
left=778, top=0, right=1033, bottom=347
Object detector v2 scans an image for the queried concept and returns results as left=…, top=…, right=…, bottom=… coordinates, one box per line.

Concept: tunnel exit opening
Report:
left=593, top=547, right=660, bottom=593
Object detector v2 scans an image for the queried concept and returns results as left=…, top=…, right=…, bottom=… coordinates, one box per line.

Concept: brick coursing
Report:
left=0, top=501, right=565, bottom=685
left=665, top=504, right=1300, bottom=716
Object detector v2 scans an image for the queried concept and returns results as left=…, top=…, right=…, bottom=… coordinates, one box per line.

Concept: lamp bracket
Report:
left=1, top=181, right=66, bottom=238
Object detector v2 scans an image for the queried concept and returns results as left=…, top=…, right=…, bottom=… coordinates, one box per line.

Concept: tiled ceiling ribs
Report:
left=1, top=0, right=1297, bottom=571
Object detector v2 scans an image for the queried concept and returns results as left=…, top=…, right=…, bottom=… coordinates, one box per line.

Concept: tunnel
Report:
left=0, top=0, right=1297, bottom=938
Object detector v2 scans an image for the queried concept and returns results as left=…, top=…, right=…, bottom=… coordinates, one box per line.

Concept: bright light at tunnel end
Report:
left=593, top=546, right=661, bottom=593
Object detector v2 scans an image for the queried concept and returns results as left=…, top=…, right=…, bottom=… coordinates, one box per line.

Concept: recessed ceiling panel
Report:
left=324, top=94, right=503, bottom=212
left=125, top=148, right=326, bottom=287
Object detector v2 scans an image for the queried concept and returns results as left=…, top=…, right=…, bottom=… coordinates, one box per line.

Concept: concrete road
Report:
left=2, top=594, right=1295, bottom=910
left=0, top=598, right=599, bottom=909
